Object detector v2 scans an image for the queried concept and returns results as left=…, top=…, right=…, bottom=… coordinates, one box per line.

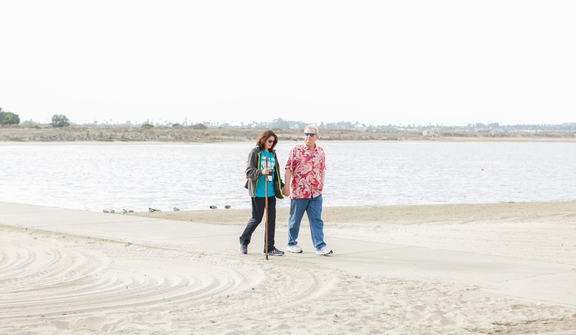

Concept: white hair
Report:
left=304, top=124, right=319, bottom=136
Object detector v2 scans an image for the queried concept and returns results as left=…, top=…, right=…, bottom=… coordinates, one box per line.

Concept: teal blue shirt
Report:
left=255, top=151, right=276, bottom=197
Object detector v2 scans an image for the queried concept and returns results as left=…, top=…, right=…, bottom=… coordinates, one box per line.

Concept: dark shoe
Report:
left=265, top=249, right=285, bottom=256
left=239, top=244, right=247, bottom=254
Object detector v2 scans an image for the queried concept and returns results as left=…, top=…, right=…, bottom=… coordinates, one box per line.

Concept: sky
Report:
left=1, top=1, right=574, bottom=126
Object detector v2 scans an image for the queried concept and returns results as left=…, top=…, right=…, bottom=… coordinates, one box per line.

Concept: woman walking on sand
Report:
left=239, top=129, right=285, bottom=256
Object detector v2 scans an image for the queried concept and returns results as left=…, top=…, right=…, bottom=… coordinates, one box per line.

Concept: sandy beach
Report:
left=1, top=201, right=575, bottom=334
left=130, top=201, right=576, bottom=265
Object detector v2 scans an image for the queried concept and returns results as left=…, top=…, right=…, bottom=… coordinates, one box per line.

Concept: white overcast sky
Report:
left=1, top=1, right=574, bottom=126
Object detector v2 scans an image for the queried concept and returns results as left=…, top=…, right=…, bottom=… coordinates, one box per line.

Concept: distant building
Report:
left=422, top=130, right=439, bottom=137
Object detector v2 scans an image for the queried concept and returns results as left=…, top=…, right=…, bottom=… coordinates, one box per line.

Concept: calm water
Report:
left=1, top=141, right=575, bottom=212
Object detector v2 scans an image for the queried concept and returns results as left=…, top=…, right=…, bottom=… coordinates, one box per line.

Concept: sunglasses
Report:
left=267, top=139, right=275, bottom=143
left=304, top=133, right=316, bottom=137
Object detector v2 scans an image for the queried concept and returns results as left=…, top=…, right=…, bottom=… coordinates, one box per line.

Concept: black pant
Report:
left=239, top=196, right=276, bottom=252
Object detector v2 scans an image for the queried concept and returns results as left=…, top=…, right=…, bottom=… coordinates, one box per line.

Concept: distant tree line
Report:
left=3, top=108, right=575, bottom=132
left=0, top=107, right=71, bottom=127
left=227, top=118, right=576, bottom=132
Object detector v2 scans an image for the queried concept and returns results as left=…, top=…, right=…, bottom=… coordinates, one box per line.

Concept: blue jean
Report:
left=288, top=195, right=326, bottom=250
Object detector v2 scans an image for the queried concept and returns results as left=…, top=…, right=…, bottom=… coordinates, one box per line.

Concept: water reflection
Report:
left=1, top=141, right=575, bottom=212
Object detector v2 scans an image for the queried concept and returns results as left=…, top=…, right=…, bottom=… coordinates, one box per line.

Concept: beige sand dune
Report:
left=0, top=201, right=575, bottom=334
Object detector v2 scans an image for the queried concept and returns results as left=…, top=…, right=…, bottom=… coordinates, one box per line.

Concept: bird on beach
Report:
left=103, top=209, right=109, bottom=213
left=149, top=208, right=161, bottom=212
left=224, top=205, right=231, bottom=209
left=173, top=207, right=180, bottom=211
left=209, top=205, right=217, bottom=210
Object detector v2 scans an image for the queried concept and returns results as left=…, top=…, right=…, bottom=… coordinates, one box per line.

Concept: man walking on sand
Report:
left=282, top=125, right=333, bottom=256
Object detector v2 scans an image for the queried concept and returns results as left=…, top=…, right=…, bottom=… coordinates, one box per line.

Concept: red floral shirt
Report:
left=285, top=144, right=326, bottom=199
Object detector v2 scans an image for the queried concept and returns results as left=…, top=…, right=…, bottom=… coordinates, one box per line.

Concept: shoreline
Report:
left=1, top=126, right=576, bottom=143
left=126, top=200, right=576, bottom=226
left=2, top=137, right=576, bottom=145
left=0, top=141, right=203, bottom=146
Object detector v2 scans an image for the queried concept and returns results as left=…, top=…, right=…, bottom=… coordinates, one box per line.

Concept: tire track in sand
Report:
left=0, top=227, right=337, bottom=333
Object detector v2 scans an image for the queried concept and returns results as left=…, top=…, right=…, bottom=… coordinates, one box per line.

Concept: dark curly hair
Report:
left=256, top=129, right=278, bottom=151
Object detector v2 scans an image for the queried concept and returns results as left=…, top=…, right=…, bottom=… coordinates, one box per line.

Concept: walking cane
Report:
left=265, top=157, right=269, bottom=260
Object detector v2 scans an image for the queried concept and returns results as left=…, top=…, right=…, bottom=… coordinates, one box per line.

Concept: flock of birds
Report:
left=103, top=205, right=231, bottom=213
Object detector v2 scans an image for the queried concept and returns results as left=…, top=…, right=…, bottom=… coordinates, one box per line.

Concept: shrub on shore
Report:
left=0, top=107, right=20, bottom=125
left=51, top=114, right=70, bottom=127
left=191, top=123, right=208, bottom=130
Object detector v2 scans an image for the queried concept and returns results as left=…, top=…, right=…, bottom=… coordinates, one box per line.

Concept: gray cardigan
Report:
left=245, top=147, right=284, bottom=198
